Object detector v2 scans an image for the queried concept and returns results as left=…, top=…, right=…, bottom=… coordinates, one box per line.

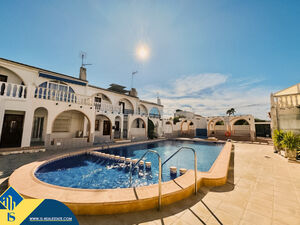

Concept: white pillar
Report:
left=21, top=108, right=34, bottom=147
left=0, top=99, right=5, bottom=143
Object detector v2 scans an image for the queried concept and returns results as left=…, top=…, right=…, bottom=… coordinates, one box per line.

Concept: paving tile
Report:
left=242, top=210, right=272, bottom=225
left=246, top=202, right=273, bottom=218
left=248, top=196, right=273, bottom=209
left=217, top=201, right=245, bottom=219
left=212, top=209, right=240, bottom=225
left=272, top=210, right=300, bottom=225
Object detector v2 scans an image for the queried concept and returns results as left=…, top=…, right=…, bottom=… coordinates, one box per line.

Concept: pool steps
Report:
left=88, top=151, right=185, bottom=180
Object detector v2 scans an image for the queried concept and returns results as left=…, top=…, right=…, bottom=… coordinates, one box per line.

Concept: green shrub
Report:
left=173, top=117, right=180, bottom=125
left=273, top=129, right=284, bottom=150
left=281, top=131, right=298, bottom=152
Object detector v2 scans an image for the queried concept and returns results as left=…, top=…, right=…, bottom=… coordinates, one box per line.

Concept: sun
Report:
left=136, top=44, right=150, bottom=61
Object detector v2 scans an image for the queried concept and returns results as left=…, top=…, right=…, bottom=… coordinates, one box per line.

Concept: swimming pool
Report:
left=35, top=140, right=223, bottom=189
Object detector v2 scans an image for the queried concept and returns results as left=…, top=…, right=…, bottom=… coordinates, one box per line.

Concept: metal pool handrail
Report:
left=129, top=149, right=162, bottom=210
left=161, top=146, right=198, bottom=195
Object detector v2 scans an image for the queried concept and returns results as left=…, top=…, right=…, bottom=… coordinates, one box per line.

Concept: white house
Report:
left=270, top=83, right=300, bottom=134
left=0, top=58, right=163, bottom=150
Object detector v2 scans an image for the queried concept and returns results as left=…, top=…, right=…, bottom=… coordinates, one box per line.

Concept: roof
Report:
left=0, top=57, right=162, bottom=107
left=274, top=83, right=300, bottom=96
left=0, top=57, right=87, bottom=84
left=140, top=99, right=163, bottom=107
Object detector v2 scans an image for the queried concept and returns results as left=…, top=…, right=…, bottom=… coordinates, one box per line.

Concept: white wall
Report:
left=0, top=59, right=164, bottom=148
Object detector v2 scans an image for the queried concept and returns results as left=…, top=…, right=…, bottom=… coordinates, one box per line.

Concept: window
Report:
left=115, top=121, right=120, bottom=131
left=95, top=119, right=100, bottom=131
left=0, top=75, right=7, bottom=82
left=95, top=97, right=101, bottom=103
left=32, top=117, right=44, bottom=139
left=103, top=120, right=111, bottom=135
left=37, top=81, right=75, bottom=101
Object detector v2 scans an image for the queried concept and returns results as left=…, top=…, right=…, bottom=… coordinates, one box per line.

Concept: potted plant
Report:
left=272, top=129, right=284, bottom=154
left=281, top=131, right=298, bottom=160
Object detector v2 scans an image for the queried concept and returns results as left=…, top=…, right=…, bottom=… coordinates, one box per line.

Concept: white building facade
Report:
left=270, top=83, right=300, bottom=134
left=163, top=110, right=207, bottom=138
left=0, top=58, right=163, bottom=150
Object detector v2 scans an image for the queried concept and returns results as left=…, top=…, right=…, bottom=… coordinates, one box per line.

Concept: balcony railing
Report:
left=124, top=109, right=134, bottom=115
left=0, top=82, right=27, bottom=99
left=274, top=93, right=300, bottom=108
left=34, top=87, right=92, bottom=106
left=94, top=102, right=121, bottom=114
left=149, top=113, right=161, bottom=119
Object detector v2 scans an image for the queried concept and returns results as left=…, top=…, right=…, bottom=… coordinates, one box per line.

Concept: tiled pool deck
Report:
left=76, top=143, right=300, bottom=225
left=1, top=141, right=300, bottom=224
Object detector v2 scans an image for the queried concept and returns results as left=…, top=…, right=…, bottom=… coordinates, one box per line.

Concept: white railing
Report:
left=0, top=82, right=27, bottom=99
left=94, top=102, right=121, bottom=114
left=274, top=93, right=300, bottom=108
left=35, top=87, right=93, bottom=106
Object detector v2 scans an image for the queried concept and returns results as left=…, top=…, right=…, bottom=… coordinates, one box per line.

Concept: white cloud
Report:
left=140, top=73, right=272, bottom=120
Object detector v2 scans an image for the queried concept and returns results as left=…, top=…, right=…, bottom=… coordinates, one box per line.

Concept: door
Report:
left=123, top=115, right=128, bottom=139
left=103, top=120, right=111, bottom=136
left=0, top=114, right=24, bottom=148
left=114, top=121, right=120, bottom=139
left=31, top=117, right=44, bottom=142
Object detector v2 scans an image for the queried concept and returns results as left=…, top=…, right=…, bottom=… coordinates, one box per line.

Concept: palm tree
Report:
left=226, top=108, right=236, bottom=116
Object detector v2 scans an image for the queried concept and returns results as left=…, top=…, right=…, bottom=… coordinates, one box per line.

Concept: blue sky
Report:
left=1, top=0, right=299, bottom=119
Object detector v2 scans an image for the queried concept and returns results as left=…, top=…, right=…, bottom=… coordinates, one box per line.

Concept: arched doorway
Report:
left=130, top=118, right=146, bottom=140
left=214, top=119, right=225, bottom=136
left=94, top=114, right=112, bottom=143
left=148, top=118, right=155, bottom=139
left=50, top=110, right=91, bottom=148
left=114, top=116, right=122, bottom=139
left=31, top=107, right=48, bottom=146
left=232, top=119, right=250, bottom=137
left=188, top=121, right=195, bottom=136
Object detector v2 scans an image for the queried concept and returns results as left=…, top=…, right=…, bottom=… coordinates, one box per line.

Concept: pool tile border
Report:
left=9, top=140, right=232, bottom=215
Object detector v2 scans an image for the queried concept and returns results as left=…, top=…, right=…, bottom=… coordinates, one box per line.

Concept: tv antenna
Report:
left=131, top=71, right=138, bottom=89
left=79, top=51, right=92, bottom=68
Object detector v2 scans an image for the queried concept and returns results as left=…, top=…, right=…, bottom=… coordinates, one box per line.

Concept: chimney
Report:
left=79, top=66, right=87, bottom=80
left=129, top=88, right=138, bottom=97
left=157, top=96, right=161, bottom=105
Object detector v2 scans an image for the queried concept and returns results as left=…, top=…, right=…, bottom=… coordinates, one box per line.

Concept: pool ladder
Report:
left=129, top=146, right=198, bottom=211
left=161, top=147, right=198, bottom=195
left=129, top=150, right=162, bottom=210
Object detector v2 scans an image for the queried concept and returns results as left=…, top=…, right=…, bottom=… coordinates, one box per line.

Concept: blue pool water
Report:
left=35, top=140, right=223, bottom=189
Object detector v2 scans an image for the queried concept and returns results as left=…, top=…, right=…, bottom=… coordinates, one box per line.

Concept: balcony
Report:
left=149, top=113, right=161, bottom=119
left=124, top=109, right=134, bottom=115
left=0, top=82, right=27, bottom=99
left=274, top=93, right=300, bottom=109
left=34, top=87, right=92, bottom=106
left=94, top=102, right=121, bottom=114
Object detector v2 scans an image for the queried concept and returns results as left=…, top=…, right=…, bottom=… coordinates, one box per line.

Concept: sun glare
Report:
left=136, top=44, right=150, bottom=61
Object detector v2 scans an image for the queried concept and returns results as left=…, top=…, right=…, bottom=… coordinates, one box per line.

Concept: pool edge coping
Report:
left=9, top=139, right=232, bottom=215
